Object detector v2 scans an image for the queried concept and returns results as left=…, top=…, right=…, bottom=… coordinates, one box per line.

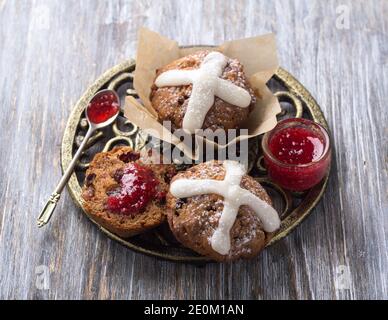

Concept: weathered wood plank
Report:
left=0, top=0, right=386, bottom=300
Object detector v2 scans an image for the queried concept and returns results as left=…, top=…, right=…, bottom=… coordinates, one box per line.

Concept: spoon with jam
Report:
left=37, top=89, right=120, bottom=227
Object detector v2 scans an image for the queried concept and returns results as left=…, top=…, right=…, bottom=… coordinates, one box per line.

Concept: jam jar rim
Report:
left=261, top=117, right=331, bottom=169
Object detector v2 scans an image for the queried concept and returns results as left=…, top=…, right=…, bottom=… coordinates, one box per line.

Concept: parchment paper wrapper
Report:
left=124, top=27, right=281, bottom=159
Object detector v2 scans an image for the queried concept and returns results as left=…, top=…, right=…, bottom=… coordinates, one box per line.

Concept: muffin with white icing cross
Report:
left=166, top=160, right=280, bottom=262
left=150, top=51, right=256, bottom=133
left=81, top=146, right=176, bottom=238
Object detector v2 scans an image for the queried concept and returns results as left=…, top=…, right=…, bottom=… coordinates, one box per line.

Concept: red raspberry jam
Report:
left=269, top=127, right=324, bottom=165
left=262, top=118, right=331, bottom=191
left=86, top=91, right=119, bottom=124
left=107, top=163, right=163, bottom=215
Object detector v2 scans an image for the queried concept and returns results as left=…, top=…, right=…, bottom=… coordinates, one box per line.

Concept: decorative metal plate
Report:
left=62, top=58, right=330, bottom=263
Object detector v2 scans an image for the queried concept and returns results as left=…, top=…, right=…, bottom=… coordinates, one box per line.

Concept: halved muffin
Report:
left=82, top=146, right=176, bottom=238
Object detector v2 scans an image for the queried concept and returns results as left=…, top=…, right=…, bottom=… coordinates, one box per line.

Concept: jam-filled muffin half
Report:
left=82, top=146, right=176, bottom=238
left=150, top=50, right=256, bottom=132
left=166, top=160, right=280, bottom=262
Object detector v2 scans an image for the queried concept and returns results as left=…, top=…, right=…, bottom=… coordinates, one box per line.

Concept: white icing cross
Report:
left=155, top=52, right=252, bottom=133
left=170, top=161, right=280, bottom=255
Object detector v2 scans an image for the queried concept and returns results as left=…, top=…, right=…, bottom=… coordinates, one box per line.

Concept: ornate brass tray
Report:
left=62, top=59, right=330, bottom=263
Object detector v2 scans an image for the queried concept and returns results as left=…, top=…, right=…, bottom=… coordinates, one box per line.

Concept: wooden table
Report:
left=0, top=0, right=386, bottom=300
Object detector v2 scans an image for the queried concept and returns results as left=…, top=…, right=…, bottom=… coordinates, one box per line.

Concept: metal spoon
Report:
left=37, top=89, right=120, bottom=227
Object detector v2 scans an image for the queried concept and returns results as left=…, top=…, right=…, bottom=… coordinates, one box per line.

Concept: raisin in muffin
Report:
left=82, top=146, right=176, bottom=238
left=150, top=51, right=256, bottom=132
left=166, top=161, right=276, bottom=262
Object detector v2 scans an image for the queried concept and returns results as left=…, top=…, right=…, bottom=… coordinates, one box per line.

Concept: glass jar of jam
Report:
left=262, top=118, right=331, bottom=191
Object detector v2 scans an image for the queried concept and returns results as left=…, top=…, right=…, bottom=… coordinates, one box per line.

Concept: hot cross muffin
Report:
left=150, top=51, right=256, bottom=132
left=166, top=160, right=280, bottom=262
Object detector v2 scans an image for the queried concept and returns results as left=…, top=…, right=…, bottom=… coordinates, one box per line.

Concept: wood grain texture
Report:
left=0, top=0, right=387, bottom=300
